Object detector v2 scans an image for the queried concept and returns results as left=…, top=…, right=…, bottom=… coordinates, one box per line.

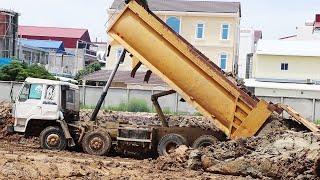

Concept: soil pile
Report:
left=0, top=102, right=14, bottom=139
left=203, top=131, right=320, bottom=179
left=80, top=109, right=217, bottom=130
left=153, top=130, right=320, bottom=179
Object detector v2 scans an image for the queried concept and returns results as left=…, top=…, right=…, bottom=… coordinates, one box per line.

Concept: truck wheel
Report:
left=192, top=135, right=217, bottom=149
left=82, top=131, right=112, bottom=156
left=157, top=133, right=187, bottom=156
left=40, top=126, right=67, bottom=151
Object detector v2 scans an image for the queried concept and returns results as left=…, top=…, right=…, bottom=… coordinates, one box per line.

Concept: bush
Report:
left=75, top=62, right=101, bottom=80
left=104, top=99, right=151, bottom=113
left=107, top=102, right=128, bottom=112
left=0, top=61, right=55, bottom=81
left=127, top=99, right=150, bottom=112
left=162, top=107, right=172, bottom=114
left=193, top=112, right=203, bottom=116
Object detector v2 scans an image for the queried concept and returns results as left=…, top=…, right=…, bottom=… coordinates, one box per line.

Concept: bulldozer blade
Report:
left=144, top=70, right=152, bottom=83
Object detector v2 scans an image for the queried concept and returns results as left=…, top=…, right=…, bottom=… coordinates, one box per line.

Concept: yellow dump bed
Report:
left=107, top=1, right=275, bottom=139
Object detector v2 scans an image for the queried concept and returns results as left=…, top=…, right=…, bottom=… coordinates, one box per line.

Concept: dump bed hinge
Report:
left=277, top=103, right=319, bottom=133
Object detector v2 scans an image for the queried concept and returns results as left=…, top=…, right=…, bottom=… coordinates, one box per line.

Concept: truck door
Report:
left=14, top=83, right=43, bottom=130
left=41, top=84, right=59, bottom=119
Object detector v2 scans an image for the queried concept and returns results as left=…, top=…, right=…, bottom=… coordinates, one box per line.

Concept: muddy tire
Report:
left=82, top=131, right=112, bottom=156
left=157, top=133, right=187, bottom=156
left=40, top=126, right=67, bottom=151
left=192, top=135, right=217, bottom=149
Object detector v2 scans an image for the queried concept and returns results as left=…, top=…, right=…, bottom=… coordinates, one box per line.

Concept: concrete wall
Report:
left=106, top=10, right=240, bottom=73
left=253, top=54, right=320, bottom=82
left=254, top=86, right=320, bottom=121
left=0, top=81, right=197, bottom=114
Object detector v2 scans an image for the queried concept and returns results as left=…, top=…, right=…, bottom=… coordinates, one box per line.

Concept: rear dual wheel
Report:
left=192, top=135, right=217, bottom=149
left=157, top=133, right=187, bottom=156
left=157, top=134, right=217, bottom=156
left=82, top=131, right=112, bottom=156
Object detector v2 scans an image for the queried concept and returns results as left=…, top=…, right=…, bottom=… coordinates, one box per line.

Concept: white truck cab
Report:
left=12, top=78, right=80, bottom=134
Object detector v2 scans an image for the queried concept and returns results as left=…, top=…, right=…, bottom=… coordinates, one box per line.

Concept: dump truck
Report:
left=9, top=0, right=319, bottom=156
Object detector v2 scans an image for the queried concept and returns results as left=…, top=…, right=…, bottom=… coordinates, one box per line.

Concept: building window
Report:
left=281, top=63, right=288, bottom=71
left=116, top=48, right=124, bottom=64
left=196, top=23, right=204, bottom=39
left=220, top=54, right=228, bottom=70
left=221, top=24, right=230, bottom=40
left=166, top=16, right=180, bottom=34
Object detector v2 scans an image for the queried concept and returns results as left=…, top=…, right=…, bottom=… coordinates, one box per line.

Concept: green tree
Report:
left=75, top=62, right=101, bottom=80
left=0, top=61, right=55, bottom=81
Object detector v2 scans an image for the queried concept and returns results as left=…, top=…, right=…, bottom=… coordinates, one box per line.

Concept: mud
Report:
left=0, top=139, right=251, bottom=180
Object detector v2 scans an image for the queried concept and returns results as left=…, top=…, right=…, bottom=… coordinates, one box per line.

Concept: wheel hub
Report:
left=46, top=134, right=60, bottom=147
left=89, top=137, right=104, bottom=150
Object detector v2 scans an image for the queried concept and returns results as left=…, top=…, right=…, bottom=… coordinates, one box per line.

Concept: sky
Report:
left=2, top=0, right=320, bottom=41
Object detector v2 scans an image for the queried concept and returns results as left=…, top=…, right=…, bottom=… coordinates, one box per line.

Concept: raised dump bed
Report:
left=107, top=0, right=277, bottom=139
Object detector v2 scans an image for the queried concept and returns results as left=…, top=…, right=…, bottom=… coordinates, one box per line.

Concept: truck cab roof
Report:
left=25, top=77, right=79, bottom=90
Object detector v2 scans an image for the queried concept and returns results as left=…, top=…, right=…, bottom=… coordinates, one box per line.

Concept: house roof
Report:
left=110, top=0, right=241, bottom=15
left=18, top=26, right=89, bottom=39
left=19, top=39, right=65, bottom=53
left=256, top=40, right=320, bottom=57
left=83, top=70, right=166, bottom=85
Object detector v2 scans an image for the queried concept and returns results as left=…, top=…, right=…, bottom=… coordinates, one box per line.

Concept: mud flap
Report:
left=57, top=120, right=76, bottom=147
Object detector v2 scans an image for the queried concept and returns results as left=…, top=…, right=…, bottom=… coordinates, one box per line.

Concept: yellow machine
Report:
left=108, top=0, right=318, bottom=139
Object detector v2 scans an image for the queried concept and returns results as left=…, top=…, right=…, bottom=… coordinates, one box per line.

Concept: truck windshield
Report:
left=18, top=84, right=43, bottom=102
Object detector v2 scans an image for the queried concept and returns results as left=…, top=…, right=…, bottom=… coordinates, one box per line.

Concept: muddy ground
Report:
left=1, top=102, right=320, bottom=179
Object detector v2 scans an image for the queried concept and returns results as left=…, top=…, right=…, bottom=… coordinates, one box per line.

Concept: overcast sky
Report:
left=2, top=0, right=320, bottom=41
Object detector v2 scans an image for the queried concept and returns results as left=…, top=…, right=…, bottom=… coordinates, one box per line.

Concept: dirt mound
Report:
left=204, top=131, right=320, bottom=178
left=153, top=130, right=320, bottom=179
left=80, top=109, right=218, bottom=131
left=0, top=102, right=14, bottom=139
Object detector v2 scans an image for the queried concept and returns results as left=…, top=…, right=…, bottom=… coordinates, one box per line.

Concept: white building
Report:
left=238, top=28, right=262, bottom=79
left=252, top=40, right=320, bottom=83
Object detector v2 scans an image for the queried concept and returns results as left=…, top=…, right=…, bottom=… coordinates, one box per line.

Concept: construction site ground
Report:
left=1, top=103, right=320, bottom=179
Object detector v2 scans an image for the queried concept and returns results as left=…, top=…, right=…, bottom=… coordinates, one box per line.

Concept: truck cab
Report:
left=12, top=78, right=80, bottom=135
